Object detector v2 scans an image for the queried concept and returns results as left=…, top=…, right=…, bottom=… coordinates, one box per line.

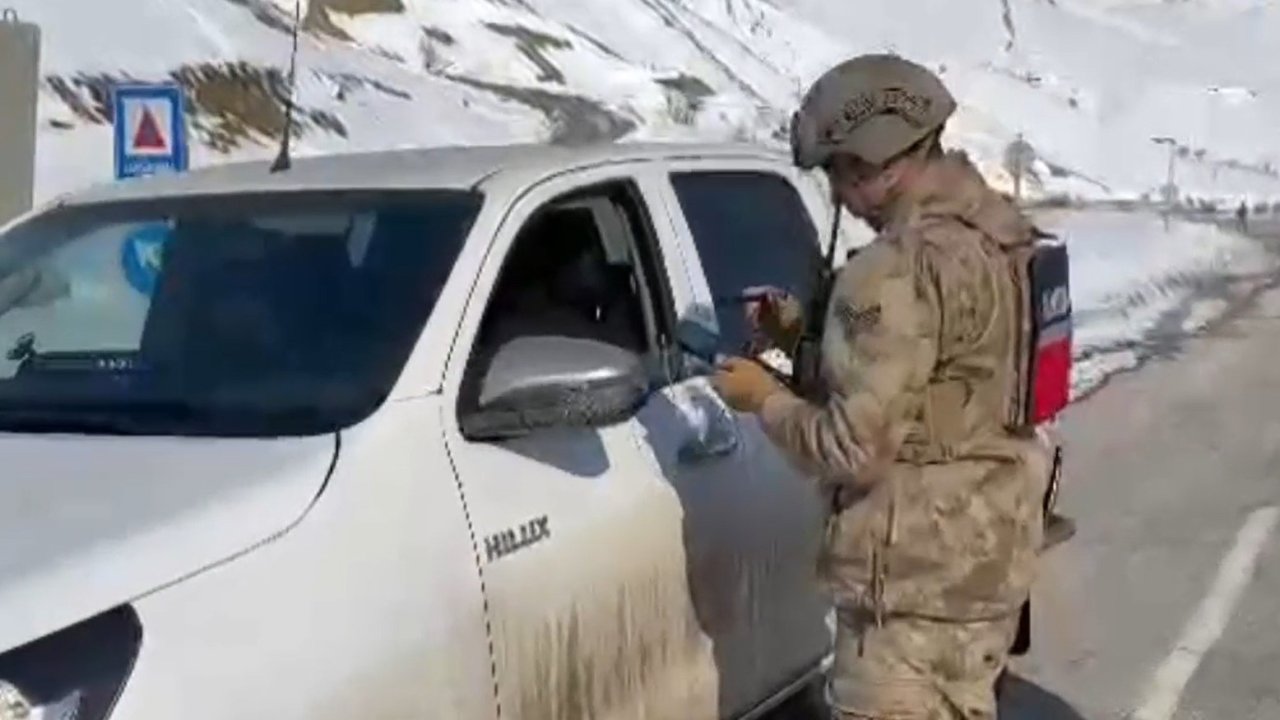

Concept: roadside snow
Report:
left=1070, top=348, right=1143, bottom=399
left=1181, top=298, right=1231, bottom=335
left=1032, top=209, right=1275, bottom=398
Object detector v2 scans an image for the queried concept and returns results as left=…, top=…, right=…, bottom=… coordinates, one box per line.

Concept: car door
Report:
left=651, top=158, right=839, bottom=693
left=626, top=164, right=824, bottom=716
left=439, top=163, right=779, bottom=720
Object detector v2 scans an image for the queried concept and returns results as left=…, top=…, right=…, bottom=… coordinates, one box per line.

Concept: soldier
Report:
left=712, top=54, right=1051, bottom=719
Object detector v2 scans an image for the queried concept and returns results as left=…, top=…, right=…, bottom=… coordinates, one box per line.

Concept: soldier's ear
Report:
left=876, top=159, right=912, bottom=195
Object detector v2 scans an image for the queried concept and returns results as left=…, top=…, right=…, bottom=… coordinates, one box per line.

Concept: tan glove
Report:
left=712, top=357, right=787, bottom=413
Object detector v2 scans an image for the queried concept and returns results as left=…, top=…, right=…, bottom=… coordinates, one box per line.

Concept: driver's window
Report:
left=459, top=180, right=672, bottom=410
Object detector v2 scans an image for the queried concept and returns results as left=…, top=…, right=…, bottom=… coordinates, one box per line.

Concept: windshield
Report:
left=0, top=189, right=480, bottom=437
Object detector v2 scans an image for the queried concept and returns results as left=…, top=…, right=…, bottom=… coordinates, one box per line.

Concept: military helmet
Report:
left=789, top=54, right=956, bottom=170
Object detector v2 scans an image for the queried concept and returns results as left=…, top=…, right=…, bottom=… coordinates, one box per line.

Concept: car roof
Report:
left=54, top=141, right=792, bottom=208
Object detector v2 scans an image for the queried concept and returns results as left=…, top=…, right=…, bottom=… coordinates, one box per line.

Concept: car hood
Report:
left=0, top=433, right=336, bottom=652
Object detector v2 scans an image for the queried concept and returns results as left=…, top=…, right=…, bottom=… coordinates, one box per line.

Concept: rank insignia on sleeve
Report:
left=835, top=298, right=881, bottom=340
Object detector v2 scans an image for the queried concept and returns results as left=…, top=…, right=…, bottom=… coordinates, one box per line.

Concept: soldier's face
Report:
left=827, top=155, right=898, bottom=227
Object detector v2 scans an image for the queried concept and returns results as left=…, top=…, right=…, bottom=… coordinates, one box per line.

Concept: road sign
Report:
left=113, top=83, right=188, bottom=180
left=120, top=223, right=171, bottom=296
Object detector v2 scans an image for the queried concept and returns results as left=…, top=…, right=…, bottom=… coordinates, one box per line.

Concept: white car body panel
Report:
left=441, top=161, right=727, bottom=720
left=114, top=401, right=495, bottom=720
left=646, top=157, right=834, bottom=690
left=0, top=434, right=333, bottom=652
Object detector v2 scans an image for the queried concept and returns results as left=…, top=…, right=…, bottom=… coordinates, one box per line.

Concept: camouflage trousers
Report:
left=827, top=608, right=1019, bottom=719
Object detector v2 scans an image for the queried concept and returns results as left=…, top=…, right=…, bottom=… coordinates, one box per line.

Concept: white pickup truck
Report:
left=0, top=139, right=1072, bottom=720
left=0, top=142, right=881, bottom=720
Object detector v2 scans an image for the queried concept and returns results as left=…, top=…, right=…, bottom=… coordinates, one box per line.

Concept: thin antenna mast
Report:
left=270, top=0, right=303, bottom=173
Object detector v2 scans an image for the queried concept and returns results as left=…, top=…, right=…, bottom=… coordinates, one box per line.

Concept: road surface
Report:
left=1002, top=223, right=1280, bottom=720
left=772, top=221, right=1280, bottom=720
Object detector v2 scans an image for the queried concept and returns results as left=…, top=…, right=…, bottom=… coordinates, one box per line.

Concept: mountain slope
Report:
left=11, top=0, right=1279, bottom=206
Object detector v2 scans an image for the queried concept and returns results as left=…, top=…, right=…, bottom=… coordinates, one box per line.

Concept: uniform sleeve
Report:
left=757, top=237, right=940, bottom=487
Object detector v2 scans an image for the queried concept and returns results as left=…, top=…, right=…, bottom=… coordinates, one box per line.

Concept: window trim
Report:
left=449, top=173, right=683, bottom=422
left=601, top=180, right=681, bottom=381
left=539, top=180, right=679, bottom=364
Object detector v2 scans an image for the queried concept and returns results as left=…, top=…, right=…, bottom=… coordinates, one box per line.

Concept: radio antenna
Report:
left=270, top=0, right=303, bottom=173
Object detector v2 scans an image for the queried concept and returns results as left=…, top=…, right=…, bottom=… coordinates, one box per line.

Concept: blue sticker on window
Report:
left=120, top=224, right=170, bottom=296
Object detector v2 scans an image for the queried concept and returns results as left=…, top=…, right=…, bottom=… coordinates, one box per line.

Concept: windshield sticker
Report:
left=120, top=224, right=171, bottom=296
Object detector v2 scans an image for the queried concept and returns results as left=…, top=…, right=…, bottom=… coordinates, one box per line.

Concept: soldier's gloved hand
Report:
left=743, top=286, right=804, bottom=353
left=712, top=356, right=787, bottom=413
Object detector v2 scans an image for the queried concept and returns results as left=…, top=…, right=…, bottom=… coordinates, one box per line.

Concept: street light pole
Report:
left=1151, top=136, right=1179, bottom=223
left=1151, top=136, right=1180, bottom=231
left=1152, top=137, right=1177, bottom=193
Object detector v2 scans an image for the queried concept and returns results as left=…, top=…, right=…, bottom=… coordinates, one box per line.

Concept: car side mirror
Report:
left=459, top=335, right=650, bottom=441
left=675, top=317, right=721, bottom=366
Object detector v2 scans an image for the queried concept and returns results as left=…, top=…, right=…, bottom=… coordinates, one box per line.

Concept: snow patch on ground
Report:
left=1032, top=209, right=1275, bottom=398
left=1181, top=298, right=1231, bottom=335
left=1072, top=349, right=1143, bottom=400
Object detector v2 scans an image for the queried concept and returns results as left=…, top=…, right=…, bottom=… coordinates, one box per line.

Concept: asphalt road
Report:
left=771, top=220, right=1280, bottom=720
left=1004, top=223, right=1280, bottom=720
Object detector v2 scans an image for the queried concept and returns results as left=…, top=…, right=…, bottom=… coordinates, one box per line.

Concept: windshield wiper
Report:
left=6, top=332, right=36, bottom=363
left=0, top=409, right=154, bottom=435
left=0, top=397, right=355, bottom=437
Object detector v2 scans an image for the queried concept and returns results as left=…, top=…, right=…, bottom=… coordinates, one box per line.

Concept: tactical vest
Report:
left=898, top=213, right=1072, bottom=465
left=801, top=158, right=1071, bottom=621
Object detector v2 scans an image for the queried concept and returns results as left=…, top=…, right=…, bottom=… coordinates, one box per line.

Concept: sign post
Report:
left=112, top=83, right=189, bottom=180
left=0, top=10, right=40, bottom=226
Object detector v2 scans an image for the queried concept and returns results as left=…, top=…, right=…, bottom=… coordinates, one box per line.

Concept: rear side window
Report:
left=669, top=171, right=820, bottom=353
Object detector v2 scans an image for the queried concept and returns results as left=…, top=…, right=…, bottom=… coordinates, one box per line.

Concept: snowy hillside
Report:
left=783, top=0, right=1280, bottom=203
left=10, top=0, right=1280, bottom=207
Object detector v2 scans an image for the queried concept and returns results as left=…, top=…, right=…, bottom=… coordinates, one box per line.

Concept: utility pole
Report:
left=1013, top=153, right=1023, bottom=204
left=0, top=9, right=41, bottom=227
left=1152, top=136, right=1178, bottom=229
left=1152, top=136, right=1178, bottom=202
left=1004, top=133, right=1035, bottom=205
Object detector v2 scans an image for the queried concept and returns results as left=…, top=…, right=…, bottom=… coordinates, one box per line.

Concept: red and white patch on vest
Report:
left=1027, top=242, right=1073, bottom=423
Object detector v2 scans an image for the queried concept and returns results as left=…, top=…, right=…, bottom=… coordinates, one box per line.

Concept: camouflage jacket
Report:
left=759, top=151, right=1050, bottom=623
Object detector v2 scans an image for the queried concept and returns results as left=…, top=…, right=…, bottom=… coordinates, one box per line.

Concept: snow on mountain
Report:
left=10, top=0, right=1280, bottom=207
left=789, top=0, right=1280, bottom=202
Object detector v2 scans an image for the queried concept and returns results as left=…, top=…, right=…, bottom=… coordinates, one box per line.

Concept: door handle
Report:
left=678, top=418, right=740, bottom=463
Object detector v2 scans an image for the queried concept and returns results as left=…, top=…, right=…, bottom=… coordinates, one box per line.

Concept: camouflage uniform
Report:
left=762, top=56, right=1050, bottom=719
